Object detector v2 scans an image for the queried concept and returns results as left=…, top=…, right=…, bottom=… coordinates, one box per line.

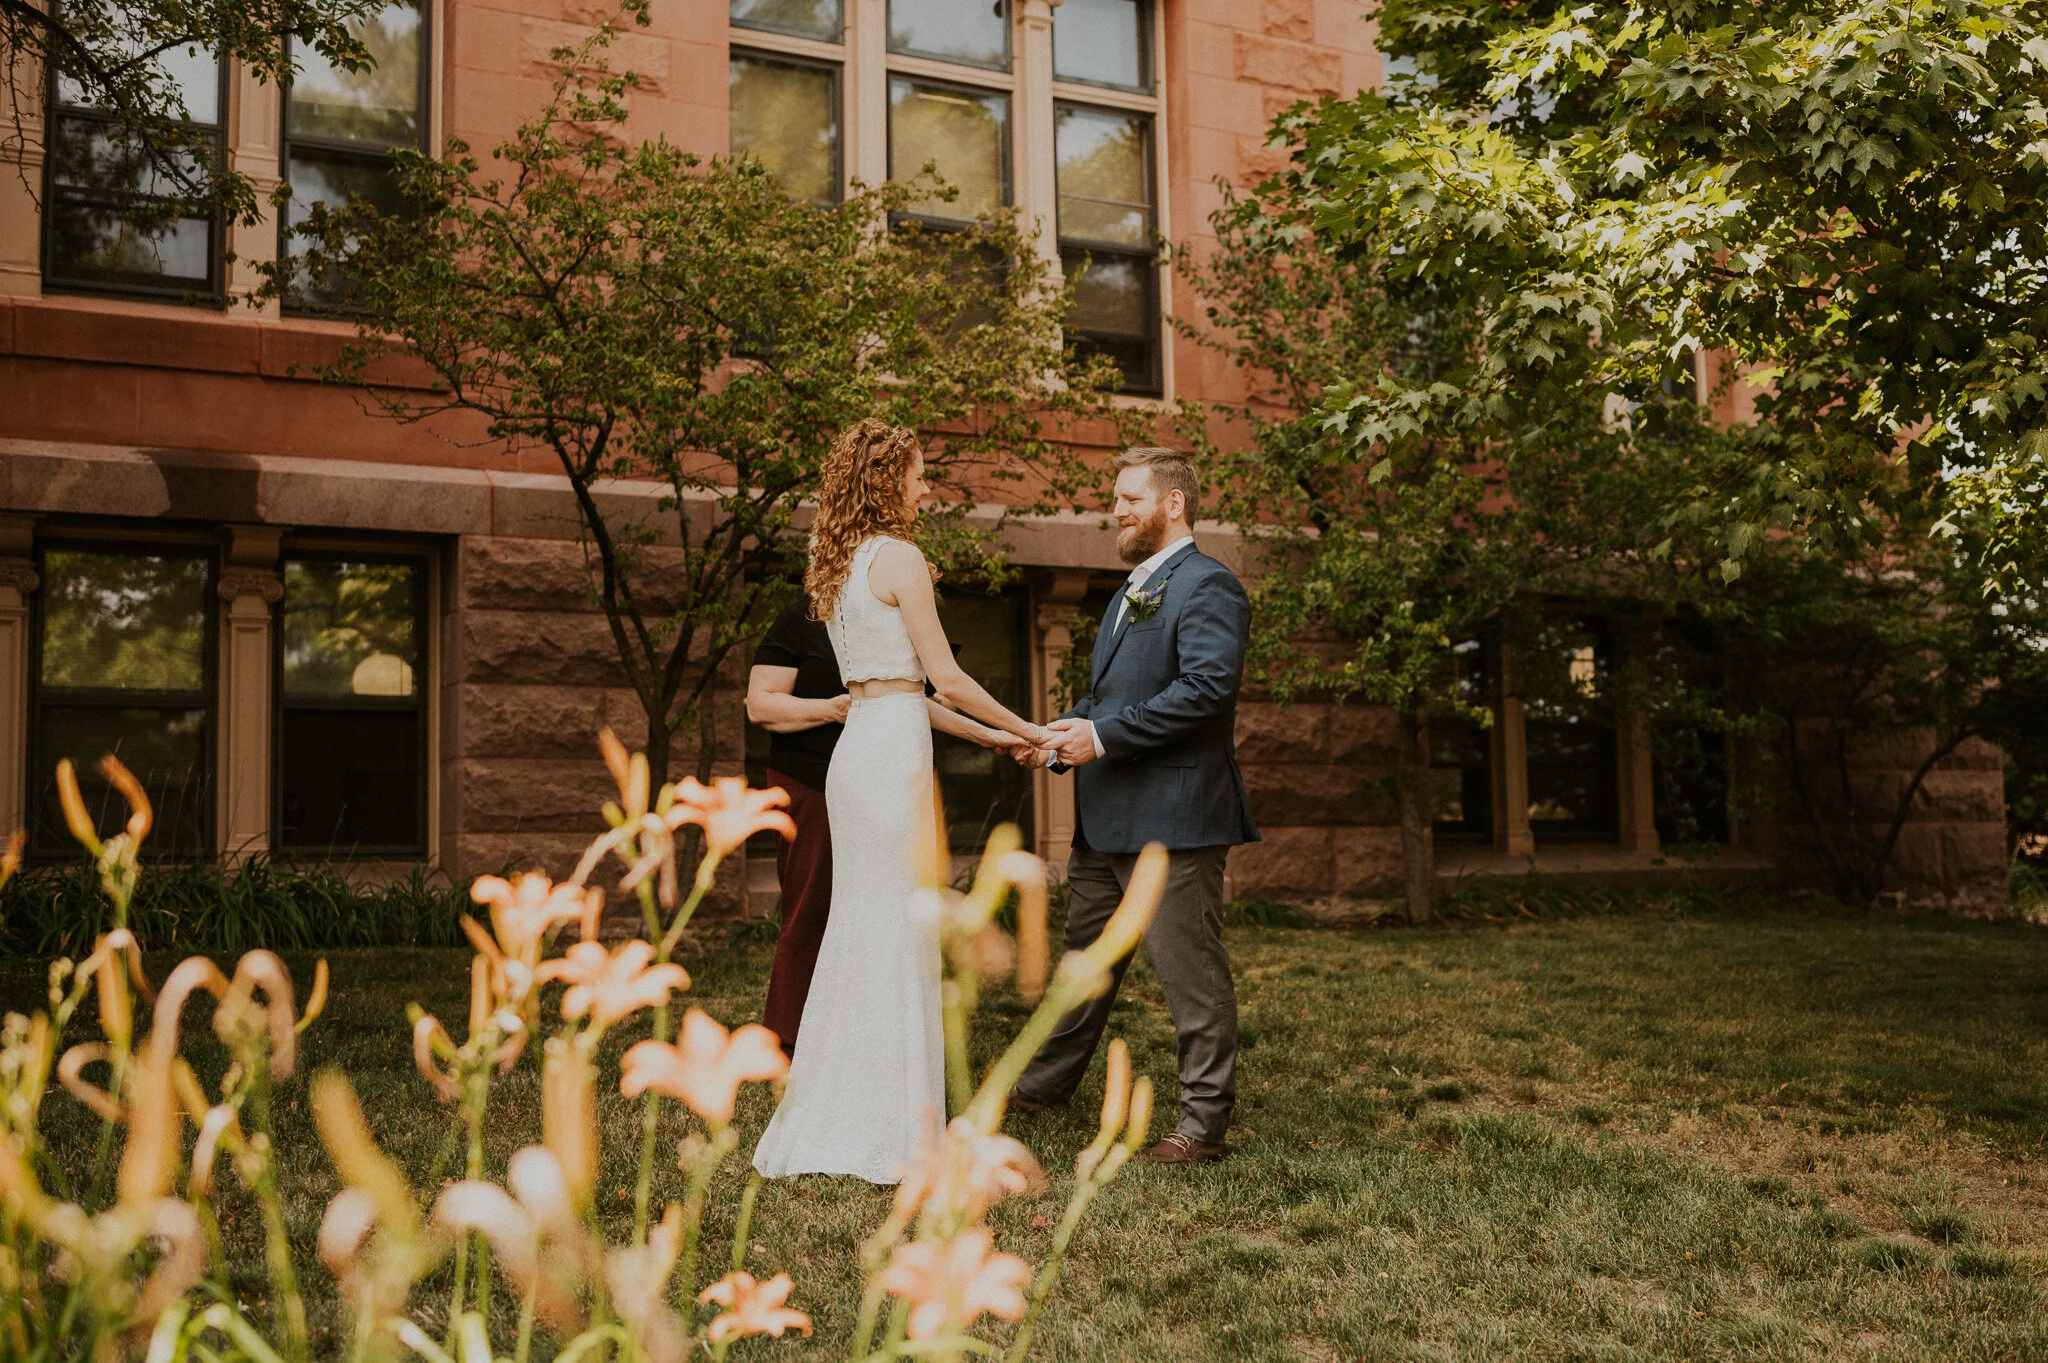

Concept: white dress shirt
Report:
left=1084, top=536, right=1195, bottom=758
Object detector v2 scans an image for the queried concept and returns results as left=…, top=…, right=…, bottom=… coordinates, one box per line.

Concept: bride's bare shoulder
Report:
left=870, top=537, right=928, bottom=572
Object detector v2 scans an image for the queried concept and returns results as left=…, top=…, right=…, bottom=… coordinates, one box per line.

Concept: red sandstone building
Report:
left=0, top=0, right=2007, bottom=909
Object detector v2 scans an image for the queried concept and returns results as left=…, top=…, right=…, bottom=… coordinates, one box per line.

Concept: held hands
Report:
left=1043, top=718, right=1098, bottom=768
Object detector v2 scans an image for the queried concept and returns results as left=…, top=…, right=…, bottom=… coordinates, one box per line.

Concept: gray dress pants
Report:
left=1016, top=844, right=1237, bottom=1145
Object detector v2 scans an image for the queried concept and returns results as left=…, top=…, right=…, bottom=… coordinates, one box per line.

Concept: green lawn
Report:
left=9, top=903, right=2048, bottom=1361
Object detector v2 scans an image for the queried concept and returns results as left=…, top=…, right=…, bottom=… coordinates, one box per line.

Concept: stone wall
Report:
left=1741, top=729, right=2007, bottom=909
left=444, top=533, right=750, bottom=921
left=1224, top=697, right=1406, bottom=904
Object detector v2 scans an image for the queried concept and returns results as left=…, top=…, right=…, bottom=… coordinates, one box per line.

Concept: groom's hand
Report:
left=1045, top=718, right=1098, bottom=767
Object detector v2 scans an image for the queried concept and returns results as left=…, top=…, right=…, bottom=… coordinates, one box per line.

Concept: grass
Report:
left=7, top=900, right=2048, bottom=1360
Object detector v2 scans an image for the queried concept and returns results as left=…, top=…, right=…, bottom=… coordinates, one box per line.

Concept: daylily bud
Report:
left=312, top=1070, right=420, bottom=1237
left=542, top=1039, right=597, bottom=1212
left=1081, top=843, right=1166, bottom=971
left=98, top=754, right=152, bottom=844
left=1098, top=1039, right=1130, bottom=1148
left=1123, top=1076, right=1153, bottom=1154
left=296, top=959, right=330, bottom=1033
left=54, top=760, right=100, bottom=854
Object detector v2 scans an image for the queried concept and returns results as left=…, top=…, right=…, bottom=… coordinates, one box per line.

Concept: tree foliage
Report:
left=276, top=23, right=1133, bottom=788
left=1286, top=0, right=2048, bottom=589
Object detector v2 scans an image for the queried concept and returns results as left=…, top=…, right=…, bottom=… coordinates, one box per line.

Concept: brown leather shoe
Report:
left=1141, top=1132, right=1226, bottom=1165
left=1008, top=1091, right=1063, bottom=1116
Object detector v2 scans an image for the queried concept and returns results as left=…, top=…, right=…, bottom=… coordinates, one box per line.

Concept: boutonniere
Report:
left=1123, top=582, right=1165, bottom=625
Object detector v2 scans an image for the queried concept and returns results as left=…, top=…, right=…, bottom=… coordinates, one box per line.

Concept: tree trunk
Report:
left=1394, top=706, right=1435, bottom=924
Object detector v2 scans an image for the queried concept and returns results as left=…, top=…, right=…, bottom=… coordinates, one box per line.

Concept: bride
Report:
left=752, top=419, right=1052, bottom=1184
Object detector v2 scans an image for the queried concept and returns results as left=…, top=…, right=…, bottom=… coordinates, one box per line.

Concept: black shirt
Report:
left=753, top=601, right=845, bottom=792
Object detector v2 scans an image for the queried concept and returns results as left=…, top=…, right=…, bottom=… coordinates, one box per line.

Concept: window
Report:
left=934, top=588, right=1033, bottom=853
left=731, top=52, right=842, bottom=205
left=30, top=546, right=215, bottom=857
left=890, top=0, right=1009, bottom=71
left=1430, top=639, right=1492, bottom=840
left=891, top=77, right=1010, bottom=220
left=1523, top=623, right=1617, bottom=840
left=1053, top=0, right=1148, bottom=90
left=279, top=0, right=430, bottom=310
left=275, top=556, right=428, bottom=854
left=1055, top=103, right=1157, bottom=393
left=42, top=3, right=225, bottom=297
left=729, top=0, right=1164, bottom=393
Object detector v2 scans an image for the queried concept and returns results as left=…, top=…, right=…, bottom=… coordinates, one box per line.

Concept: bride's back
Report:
left=826, top=535, right=926, bottom=686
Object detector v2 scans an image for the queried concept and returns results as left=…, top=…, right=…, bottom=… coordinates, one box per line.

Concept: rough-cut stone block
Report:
left=1242, top=764, right=1393, bottom=826
left=1327, top=702, right=1401, bottom=766
left=1937, top=736, right=2005, bottom=772
left=452, top=831, right=597, bottom=884
left=1234, top=702, right=1327, bottom=764
left=458, top=758, right=615, bottom=832
left=1234, top=33, right=1344, bottom=93
left=520, top=17, right=670, bottom=94
left=1940, top=823, right=2007, bottom=896
left=1887, top=824, right=1945, bottom=892
left=1263, top=0, right=1316, bottom=41
left=459, top=684, right=619, bottom=759
left=1226, top=828, right=1330, bottom=902
left=1331, top=825, right=1404, bottom=897
left=462, top=610, right=631, bottom=687
left=1913, top=769, right=2005, bottom=823
left=462, top=536, right=598, bottom=612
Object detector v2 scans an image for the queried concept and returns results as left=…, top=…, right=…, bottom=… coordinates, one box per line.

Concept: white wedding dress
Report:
left=753, top=535, right=946, bottom=1183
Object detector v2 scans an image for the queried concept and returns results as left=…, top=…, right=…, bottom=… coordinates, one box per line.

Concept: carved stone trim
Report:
left=0, top=561, right=37, bottom=596
left=218, top=570, right=284, bottom=605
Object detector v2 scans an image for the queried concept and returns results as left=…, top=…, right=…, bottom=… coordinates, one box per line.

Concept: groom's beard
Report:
left=1117, top=509, right=1171, bottom=565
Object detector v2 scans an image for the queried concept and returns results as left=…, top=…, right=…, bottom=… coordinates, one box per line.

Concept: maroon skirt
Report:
left=761, top=769, right=832, bottom=1054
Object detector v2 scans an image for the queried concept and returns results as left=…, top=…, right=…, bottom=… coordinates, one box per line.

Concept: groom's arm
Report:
left=1089, top=570, right=1249, bottom=760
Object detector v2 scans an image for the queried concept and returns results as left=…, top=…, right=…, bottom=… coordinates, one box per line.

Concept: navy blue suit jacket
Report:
left=1061, top=542, right=1260, bottom=853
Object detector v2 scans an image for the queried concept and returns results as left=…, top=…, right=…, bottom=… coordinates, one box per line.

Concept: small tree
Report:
left=277, top=21, right=1131, bottom=790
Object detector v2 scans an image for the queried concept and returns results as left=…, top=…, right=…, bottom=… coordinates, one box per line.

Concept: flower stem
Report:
left=1005, top=1175, right=1101, bottom=1363
left=730, top=1170, right=762, bottom=1274
left=676, top=1125, right=738, bottom=1305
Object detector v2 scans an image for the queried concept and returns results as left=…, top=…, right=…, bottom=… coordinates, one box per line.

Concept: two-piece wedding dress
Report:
left=752, top=535, right=945, bottom=1183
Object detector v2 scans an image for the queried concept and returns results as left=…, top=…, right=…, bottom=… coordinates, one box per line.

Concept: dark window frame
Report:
left=276, top=1, right=434, bottom=316
left=1054, top=101, right=1159, bottom=396
left=730, top=0, right=846, bottom=44
left=886, top=71, right=1013, bottom=225
left=1429, top=637, right=1494, bottom=842
left=1051, top=0, right=1152, bottom=94
left=1522, top=618, right=1620, bottom=844
left=40, top=24, right=230, bottom=301
left=886, top=0, right=1012, bottom=73
left=27, top=537, right=219, bottom=861
left=931, top=582, right=1034, bottom=854
left=272, top=548, right=432, bottom=859
left=730, top=45, right=846, bottom=207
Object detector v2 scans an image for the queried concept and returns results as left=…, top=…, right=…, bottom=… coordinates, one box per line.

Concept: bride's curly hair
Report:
left=806, top=418, right=936, bottom=620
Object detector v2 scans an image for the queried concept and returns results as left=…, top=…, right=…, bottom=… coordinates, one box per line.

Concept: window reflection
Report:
left=1055, top=106, right=1151, bottom=248
left=890, top=77, right=1008, bottom=220
left=1523, top=624, right=1617, bottom=838
left=1053, top=0, right=1147, bottom=90
left=1430, top=639, right=1492, bottom=839
left=934, top=589, right=1032, bottom=852
left=732, top=0, right=842, bottom=42
left=889, top=0, right=1009, bottom=71
left=33, top=546, right=214, bottom=857
left=278, top=557, right=427, bottom=853
left=731, top=53, right=841, bottom=205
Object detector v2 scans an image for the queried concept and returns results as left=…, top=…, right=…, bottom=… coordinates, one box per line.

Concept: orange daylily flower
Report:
left=895, top=1116, right=1046, bottom=1230
left=535, top=940, right=689, bottom=1034
left=664, top=777, right=796, bottom=872
left=698, top=1270, right=813, bottom=1344
left=54, top=755, right=152, bottom=855
left=470, top=873, right=603, bottom=969
left=877, top=1226, right=1032, bottom=1341
left=618, top=1008, right=787, bottom=1126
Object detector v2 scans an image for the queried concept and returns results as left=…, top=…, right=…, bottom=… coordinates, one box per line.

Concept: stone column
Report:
left=217, top=526, right=285, bottom=861
left=0, top=515, right=38, bottom=840
left=1031, top=569, right=1092, bottom=869
left=848, top=0, right=888, bottom=186
left=226, top=59, right=285, bottom=316
left=0, top=48, right=43, bottom=298
left=1492, top=643, right=1533, bottom=856
left=1613, top=616, right=1659, bottom=853
left=1015, top=0, right=1063, bottom=276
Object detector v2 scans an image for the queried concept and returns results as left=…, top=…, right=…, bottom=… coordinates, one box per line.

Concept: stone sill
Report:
left=1434, top=843, right=1782, bottom=893
left=0, top=293, right=434, bottom=389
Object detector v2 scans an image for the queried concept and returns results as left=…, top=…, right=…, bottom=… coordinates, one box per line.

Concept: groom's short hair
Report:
left=1114, top=446, right=1199, bottom=518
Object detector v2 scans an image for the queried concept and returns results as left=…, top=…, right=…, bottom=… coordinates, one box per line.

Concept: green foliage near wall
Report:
left=0, top=857, right=470, bottom=958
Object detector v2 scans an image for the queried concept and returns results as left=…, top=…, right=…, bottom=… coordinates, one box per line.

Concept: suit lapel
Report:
left=1094, top=543, right=1198, bottom=684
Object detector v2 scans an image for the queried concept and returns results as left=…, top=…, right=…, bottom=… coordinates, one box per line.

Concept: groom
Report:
left=1015, top=446, right=1259, bottom=1166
